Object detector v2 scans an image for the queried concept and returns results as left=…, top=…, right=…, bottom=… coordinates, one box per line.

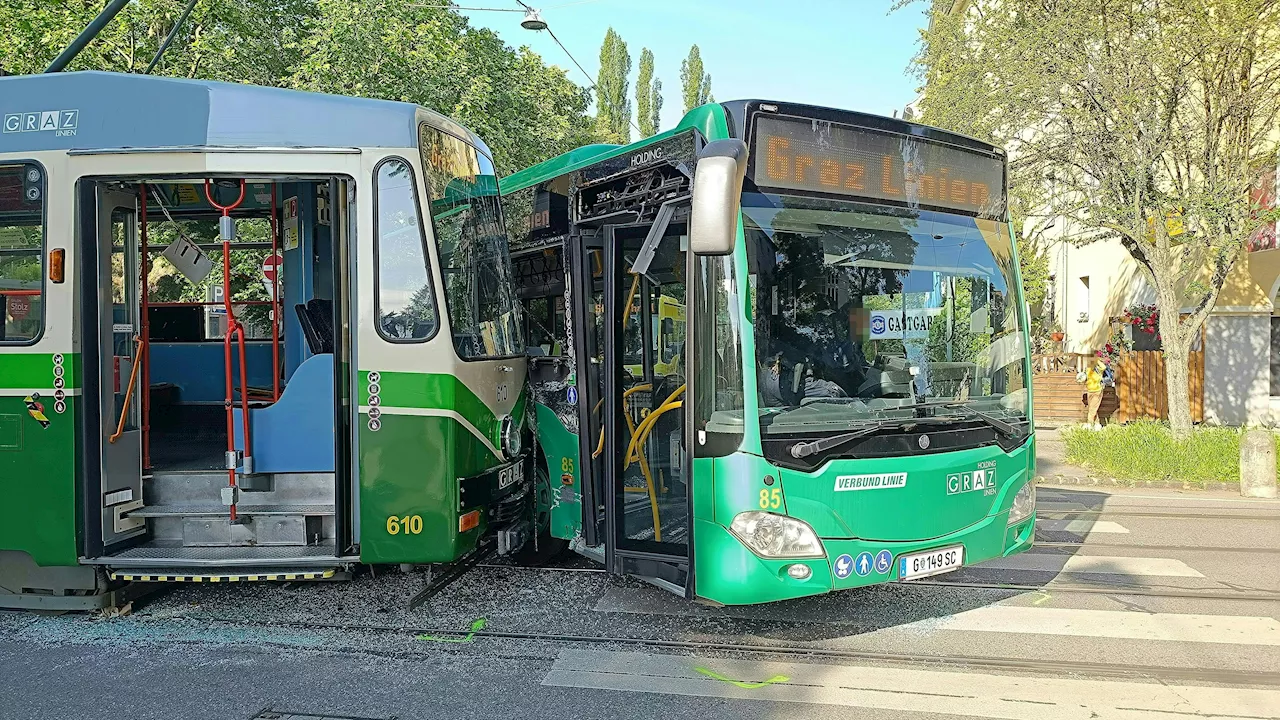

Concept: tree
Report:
left=636, top=47, right=663, bottom=137
left=0, top=0, right=313, bottom=83
left=680, top=44, right=713, bottom=113
left=594, top=27, right=632, bottom=144
left=912, top=0, right=1280, bottom=438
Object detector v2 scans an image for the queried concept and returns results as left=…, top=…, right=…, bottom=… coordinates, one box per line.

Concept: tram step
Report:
left=84, top=542, right=346, bottom=568
left=129, top=504, right=336, bottom=518
left=182, top=514, right=325, bottom=547
left=145, top=471, right=335, bottom=506
left=107, top=566, right=346, bottom=583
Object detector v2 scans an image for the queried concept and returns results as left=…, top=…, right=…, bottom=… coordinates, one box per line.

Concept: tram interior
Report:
left=96, top=176, right=345, bottom=560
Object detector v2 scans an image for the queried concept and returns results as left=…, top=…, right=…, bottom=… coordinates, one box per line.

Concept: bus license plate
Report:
left=498, top=464, right=522, bottom=490
left=899, top=545, right=965, bottom=580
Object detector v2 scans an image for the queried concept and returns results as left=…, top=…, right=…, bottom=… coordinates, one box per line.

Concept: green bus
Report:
left=506, top=100, right=1036, bottom=605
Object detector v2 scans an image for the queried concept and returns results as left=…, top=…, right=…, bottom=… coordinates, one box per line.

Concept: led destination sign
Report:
left=751, top=115, right=1006, bottom=217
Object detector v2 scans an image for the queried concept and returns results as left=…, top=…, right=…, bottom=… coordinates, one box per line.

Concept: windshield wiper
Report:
left=942, top=403, right=1025, bottom=439
left=788, top=419, right=919, bottom=459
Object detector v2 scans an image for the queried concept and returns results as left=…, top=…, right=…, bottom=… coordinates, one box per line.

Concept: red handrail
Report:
left=269, top=185, right=281, bottom=402
left=206, top=179, right=249, bottom=523
left=0, top=289, right=43, bottom=296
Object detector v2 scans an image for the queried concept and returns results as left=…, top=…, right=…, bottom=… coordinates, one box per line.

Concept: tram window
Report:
left=374, top=157, right=438, bottom=342
left=0, top=164, right=45, bottom=344
left=420, top=124, right=523, bottom=359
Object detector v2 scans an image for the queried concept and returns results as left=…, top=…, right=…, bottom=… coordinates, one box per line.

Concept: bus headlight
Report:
left=1007, top=482, right=1035, bottom=526
left=500, top=415, right=522, bottom=458
left=729, top=512, right=824, bottom=559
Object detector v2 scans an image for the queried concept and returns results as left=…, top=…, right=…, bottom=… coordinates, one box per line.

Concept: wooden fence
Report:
left=1114, top=350, right=1205, bottom=423
left=1032, top=351, right=1204, bottom=424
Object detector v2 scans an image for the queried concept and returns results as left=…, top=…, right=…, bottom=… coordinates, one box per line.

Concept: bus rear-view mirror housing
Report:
left=689, top=139, right=748, bottom=255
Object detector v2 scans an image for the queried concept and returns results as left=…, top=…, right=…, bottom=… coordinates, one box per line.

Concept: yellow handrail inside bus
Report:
left=593, top=383, right=652, bottom=458
left=624, top=384, right=686, bottom=470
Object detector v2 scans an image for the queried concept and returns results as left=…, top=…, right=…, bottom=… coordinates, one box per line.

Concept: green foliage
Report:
left=0, top=0, right=313, bottom=84
left=0, top=0, right=596, bottom=175
left=147, top=218, right=274, bottom=329
left=636, top=47, right=663, bottom=138
left=1061, top=421, right=1279, bottom=487
left=679, top=44, right=712, bottom=113
left=594, top=27, right=632, bottom=145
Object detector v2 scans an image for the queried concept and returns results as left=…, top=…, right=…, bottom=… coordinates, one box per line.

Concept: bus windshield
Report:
left=744, top=192, right=1030, bottom=440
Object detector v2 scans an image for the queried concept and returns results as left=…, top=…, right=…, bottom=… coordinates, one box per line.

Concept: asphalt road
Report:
left=2, top=485, right=1278, bottom=720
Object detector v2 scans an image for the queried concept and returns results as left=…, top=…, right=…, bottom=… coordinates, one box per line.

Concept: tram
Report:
left=506, top=100, right=1037, bottom=605
left=0, top=72, right=533, bottom=610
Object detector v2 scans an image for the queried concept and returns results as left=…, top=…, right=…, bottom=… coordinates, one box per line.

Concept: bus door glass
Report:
left=96, top=189, right=146, bottom=548
left=602, top=204, right=691, bottom=592
left=568, top=232, right=606, bottom=544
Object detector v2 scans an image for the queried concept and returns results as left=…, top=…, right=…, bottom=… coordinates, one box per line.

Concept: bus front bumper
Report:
left=694, top=510, right=1035, bottom=606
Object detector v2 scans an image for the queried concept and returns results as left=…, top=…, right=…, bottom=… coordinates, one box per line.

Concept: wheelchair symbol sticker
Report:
left=874, top=549, right=893, bottom=574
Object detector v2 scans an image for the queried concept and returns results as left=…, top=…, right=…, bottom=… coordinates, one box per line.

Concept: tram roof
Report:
left=0, top=71, right=489, bottom=155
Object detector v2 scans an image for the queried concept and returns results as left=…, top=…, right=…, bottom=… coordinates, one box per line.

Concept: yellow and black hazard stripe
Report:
left=109, top=569, right=337, bottom=583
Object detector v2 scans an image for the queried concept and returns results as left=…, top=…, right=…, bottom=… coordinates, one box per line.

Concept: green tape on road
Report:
left=693, top=666, right=789, bottom=689
left=416, top=618, right=487, bottom=643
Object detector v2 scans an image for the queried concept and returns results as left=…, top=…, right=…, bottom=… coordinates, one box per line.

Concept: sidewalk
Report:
left=1034, top=426, right=1239, bottom=491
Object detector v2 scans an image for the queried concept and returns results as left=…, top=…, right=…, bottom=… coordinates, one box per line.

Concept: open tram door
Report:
left=90, top=187, right=147, bottom=551
left=571, top=140, right=749, bottom=597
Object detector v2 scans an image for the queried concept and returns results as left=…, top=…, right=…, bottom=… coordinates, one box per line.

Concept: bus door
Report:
left=598, top=202, right=692, bottom=595
left=568, top=229, right=606, bottom=546
left=90, top=187, right=146, bottom=551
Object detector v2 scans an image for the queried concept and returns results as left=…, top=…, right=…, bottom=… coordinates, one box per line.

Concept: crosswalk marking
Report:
left=976, top=553, right=1204, bottom=577
left=544, top=649, right=1280, bottom=719
left=1036, top=519, right=1130, bottom=534
left=895, top=605, right=1280, bottom=645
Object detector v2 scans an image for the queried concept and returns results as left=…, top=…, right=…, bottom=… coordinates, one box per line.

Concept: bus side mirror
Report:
left=689, top=139, right=748, bottom=256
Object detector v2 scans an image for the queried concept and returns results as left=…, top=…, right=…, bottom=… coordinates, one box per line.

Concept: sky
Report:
left=456, top=0, right=927, bottom=139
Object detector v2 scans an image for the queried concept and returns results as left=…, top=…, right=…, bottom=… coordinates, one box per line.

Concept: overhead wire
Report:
left=543, top=25, right=643, bottom=138
left=412, top=1, right=641, bottom=137
left=512, top=1, right=643, bottom=138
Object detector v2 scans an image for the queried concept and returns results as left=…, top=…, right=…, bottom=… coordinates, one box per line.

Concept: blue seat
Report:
left=233, top=353, right=334, bottom=474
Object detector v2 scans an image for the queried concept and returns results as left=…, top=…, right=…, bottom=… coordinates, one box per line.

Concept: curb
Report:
left=1035, top=474, right=1237, bottom=492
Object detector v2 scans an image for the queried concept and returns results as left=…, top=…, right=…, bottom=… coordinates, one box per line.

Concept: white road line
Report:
left=975, top=553, right=1204, bottom=577
left=1036, top=519, right=1130, bottom=534
left=1038, top=490, right=1280, bottom=506
left=897, top=605, right=1280, bottom=646
left=543, top=649, right=1280, bottom=719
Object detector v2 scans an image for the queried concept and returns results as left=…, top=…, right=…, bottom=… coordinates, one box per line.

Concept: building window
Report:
left=0, top=163, right=45, bottom=344
left=374, top=157, right=438, bottom=342
left=1076, top=275, right=1090, bottom=323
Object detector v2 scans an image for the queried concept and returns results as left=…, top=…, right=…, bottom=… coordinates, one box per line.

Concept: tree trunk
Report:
left=1164, top=336, right=1193, bottom=440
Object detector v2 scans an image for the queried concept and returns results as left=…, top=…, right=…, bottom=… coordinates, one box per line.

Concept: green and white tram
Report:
left=0, top=72, right=532, bottom=609
left=507, top=100, right=1037, bottom=605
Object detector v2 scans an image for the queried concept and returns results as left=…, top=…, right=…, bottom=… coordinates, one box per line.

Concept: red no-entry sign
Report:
left=262, top=253, right=282, bottom=300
